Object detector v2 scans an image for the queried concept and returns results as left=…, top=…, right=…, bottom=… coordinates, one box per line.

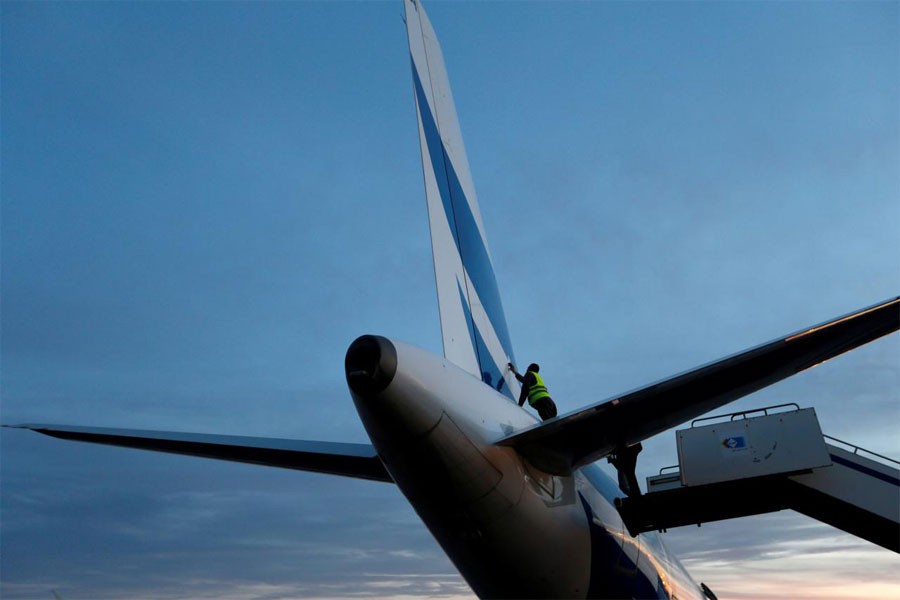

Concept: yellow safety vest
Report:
left=526, top=371, right=550, bottom=405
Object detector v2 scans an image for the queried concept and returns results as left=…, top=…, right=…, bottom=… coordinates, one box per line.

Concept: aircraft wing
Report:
left=5, top=424, right=394, bottom=483
left=497, top=296, right=900, bottom=475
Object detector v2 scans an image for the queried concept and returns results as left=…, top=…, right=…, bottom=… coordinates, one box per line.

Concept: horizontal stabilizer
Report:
left=497, top=296, right=900, bottom=475
left=5, top=424, right=393, bottom=483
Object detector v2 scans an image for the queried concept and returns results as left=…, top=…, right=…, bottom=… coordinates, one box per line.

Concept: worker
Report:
left=508, top=362, right=558, bottom=421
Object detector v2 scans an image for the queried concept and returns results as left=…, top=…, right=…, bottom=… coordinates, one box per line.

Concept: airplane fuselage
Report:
left=346, top=335, right=704, bottom=599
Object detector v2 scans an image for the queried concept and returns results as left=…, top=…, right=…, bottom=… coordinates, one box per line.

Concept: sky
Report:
left=1, top=1, right=898, bottom=599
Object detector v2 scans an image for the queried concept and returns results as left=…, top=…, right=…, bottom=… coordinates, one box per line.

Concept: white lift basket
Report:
left=676, top=405, right=832, bottom=487
left=623, top=403, right=900, bottom=553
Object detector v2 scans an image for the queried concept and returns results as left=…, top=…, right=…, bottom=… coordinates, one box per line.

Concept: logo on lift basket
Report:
left=722, top=435, right=747, bottom=450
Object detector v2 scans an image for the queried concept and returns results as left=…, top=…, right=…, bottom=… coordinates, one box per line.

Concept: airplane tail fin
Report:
left=404, top=0, right=518, bottom=400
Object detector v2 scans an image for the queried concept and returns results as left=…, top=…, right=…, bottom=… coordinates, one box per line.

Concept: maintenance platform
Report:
left=615, top=404, right=900, bottom=552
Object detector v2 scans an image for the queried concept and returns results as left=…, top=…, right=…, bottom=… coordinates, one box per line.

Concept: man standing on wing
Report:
left=508, top=362, right=558, bottom=421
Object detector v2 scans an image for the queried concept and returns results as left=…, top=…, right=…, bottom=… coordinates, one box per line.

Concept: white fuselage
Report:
left=347, top=336, right=704, bottom=599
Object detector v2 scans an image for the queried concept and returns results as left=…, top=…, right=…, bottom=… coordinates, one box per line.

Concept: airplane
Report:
left=4, top=1, right=898, bottom=598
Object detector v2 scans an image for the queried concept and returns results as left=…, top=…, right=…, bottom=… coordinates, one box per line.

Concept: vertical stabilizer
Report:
left=404, top=0, right=518, bottom=400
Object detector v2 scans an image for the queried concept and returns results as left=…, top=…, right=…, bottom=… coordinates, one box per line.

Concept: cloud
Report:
left=664, top=513, right=900, bottom=599
left=2, top=1, right=897, bottom=599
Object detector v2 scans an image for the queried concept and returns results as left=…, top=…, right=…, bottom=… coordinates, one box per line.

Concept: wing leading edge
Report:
left=497, top=296, right=900, bottom=475
left=5, top=424, right=393, bottom=483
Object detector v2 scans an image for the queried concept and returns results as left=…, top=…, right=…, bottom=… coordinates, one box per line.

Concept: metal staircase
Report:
left=615, top=404, right=900, bottom=552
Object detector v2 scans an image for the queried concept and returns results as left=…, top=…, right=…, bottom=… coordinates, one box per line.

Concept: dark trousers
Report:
left=533, top=397, right=557, bottom=421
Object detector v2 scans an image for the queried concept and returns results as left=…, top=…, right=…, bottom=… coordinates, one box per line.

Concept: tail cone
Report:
left=345, top=335, right=398, bottom=397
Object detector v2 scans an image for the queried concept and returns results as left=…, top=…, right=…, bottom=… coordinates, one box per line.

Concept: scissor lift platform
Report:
left=616, top=404, right=900, bottom=553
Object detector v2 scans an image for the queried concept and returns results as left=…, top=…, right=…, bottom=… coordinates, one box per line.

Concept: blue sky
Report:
left=2, top=1, right=898, bottom=599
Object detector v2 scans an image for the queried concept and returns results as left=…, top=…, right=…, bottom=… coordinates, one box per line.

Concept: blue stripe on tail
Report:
left=413, top=65, right=515, bottom=370
left=458, top=282, right=514, bottom=401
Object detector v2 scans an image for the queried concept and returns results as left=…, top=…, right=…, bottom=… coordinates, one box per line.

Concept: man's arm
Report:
left=517, top=371, right=535, bottom=407
left=509, top=363, right=529, bottom=407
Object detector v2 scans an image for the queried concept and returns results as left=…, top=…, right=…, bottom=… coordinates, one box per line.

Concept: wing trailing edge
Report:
left=497, top=296, right=900, bottom=475
left=5, top=424, right=393, bottom=483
